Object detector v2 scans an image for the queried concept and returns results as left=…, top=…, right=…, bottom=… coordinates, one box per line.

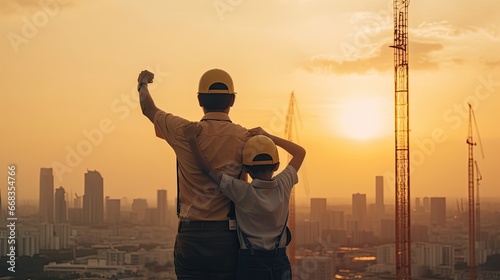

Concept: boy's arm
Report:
left=249, top=127, right=306, bottom=172
left=184, top=123, right=223, bottom=185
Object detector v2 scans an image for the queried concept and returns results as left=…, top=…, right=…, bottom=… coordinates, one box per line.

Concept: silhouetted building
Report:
left=352, top=193, right=367, bottom=223
left=55, top=186, right=67, bottom=223
left=39, top=168, right=54, bottom=223
left=423, top=197, right=430, bottom=212
left=430, top=197, right=446, bottom=226
left=415, top=197, right=423, bottom=212
left=132, top=198, right=148, bottom=223
left=106, top=197, right=121, bottom=226
left=83, top=170, right=104, bottom=225
left=74, top=195, right=82, bottom=208
left=296, top=220, right=320, bottom=246
left=145, top=208, right=158, bottom=226
left=157, top=189, right=168, bottom=226
left=380, top=219, right=395, bottom=243
left=412, top=224, right=429, bottom=242
left=311, top=198, right=328, bottom=235
left=68, top=208, right=83, bottom=225
left=375, top=176, right=385, bottom=217
left=329, top=210, right=344, bottom=230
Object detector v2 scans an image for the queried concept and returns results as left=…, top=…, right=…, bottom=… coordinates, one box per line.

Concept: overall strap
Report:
left=176, top=160, right=180, bottom=217
left=241, top=213, right=289, bottom=255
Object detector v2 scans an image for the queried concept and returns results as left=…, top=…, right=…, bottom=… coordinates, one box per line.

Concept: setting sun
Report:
left=334, top=97, right=391, bottom=141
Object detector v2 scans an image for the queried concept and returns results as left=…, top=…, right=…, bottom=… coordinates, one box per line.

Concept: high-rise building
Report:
left=145, top=208, right=158, bottom=226
left=83, top=170, right=104, bottom=225
left=415, top=197, right=422, bottom=212
left=310, top=198, right=328, bottom=234
left=106, top=197, right=121, bottom=226
left=423, top=197, right=430, bottom=212
left=54, top=186, right=67, bottom=223
left=375, top=176, right=385, bottom=217
left=67, top=208, right=83, bottom=225
left=430, top=197, right=446, bottom=226
left=329, top=210, right=344, bottom=230
left=352, top=193, right=367, bottom=223
left=157, top=189, right=168, bottom=226
left=380, top=219, right=395, bottom=244
left=39, top=168, right=54, bottom=223
left=132, top=198, right=148, bottom=223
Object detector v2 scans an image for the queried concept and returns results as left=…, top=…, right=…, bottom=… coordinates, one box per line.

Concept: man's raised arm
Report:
left=137, top=70, right=159, bottom=122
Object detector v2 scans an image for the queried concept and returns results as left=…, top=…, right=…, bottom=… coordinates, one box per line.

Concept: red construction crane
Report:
left=390, top=0, right=411, bottom=278
left=467, top=104, right=484, bottom=280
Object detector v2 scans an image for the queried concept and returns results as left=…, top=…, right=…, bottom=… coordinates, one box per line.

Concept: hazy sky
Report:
left=1, top=0, right=499, bottom=206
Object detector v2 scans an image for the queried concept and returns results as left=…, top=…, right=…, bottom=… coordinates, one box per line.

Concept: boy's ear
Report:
left=274, top=162, right=280, bottom=171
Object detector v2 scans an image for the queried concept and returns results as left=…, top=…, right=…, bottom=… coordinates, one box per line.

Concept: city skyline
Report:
left=1, top=0, right=499, bottom=205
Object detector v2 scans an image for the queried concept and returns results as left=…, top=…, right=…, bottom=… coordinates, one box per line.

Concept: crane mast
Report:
left=285, top=92, right=297, bottom=275
left=475, top=160, right=482, bottom=253
left=391, top=0, right=411, bottom=279
left=466, top=104, right=476, bottom=280
left=467, top=104, right=483, bottom=280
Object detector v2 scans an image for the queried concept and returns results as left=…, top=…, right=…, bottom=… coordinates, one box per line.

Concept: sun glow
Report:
left=334, top=98, right=391, bottom=141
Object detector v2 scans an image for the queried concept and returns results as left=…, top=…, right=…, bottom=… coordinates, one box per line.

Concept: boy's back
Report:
left=219, top=164, right=298, bottom=249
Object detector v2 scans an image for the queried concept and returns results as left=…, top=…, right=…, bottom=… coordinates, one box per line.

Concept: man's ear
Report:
left=197, top=95, right=203, bottom=107
left=229, top=95, right=235, bottom=107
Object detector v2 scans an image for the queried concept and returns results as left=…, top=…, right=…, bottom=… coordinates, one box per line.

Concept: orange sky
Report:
left=1, top=0, right=499, bottom=207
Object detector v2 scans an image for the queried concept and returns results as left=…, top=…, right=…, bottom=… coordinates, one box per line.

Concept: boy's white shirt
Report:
left=219, top=165, right=298, bottom=250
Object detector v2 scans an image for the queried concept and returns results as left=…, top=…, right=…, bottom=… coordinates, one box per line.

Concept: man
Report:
left=137, top=69, right=248, bottom=279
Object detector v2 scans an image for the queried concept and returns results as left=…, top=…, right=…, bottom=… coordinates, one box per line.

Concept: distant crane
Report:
left=475, top=161, right=482, bottom=245
left=390, top=0, right=411, bottom=278
left=467, top=104, right=484, bottom=280
left=285, top=91, right=297, bottom=275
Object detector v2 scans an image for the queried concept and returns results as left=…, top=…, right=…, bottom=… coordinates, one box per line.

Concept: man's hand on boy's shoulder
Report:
left=184, top=122, right=202, bottom=140
left=248, top=127, right=272, bottom=139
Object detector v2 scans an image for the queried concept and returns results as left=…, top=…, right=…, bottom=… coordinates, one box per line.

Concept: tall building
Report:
left=430, top=197, right=446, bottom=226
left=132, top=198, right=148, bottom=223
left=83, top=170, right=104, bottom=225
left=106, top=197, right=121, bottom=226
left=380, top=219, right=395, bottom=243
left=423, top=197, right=430, bottom=212
left=39, top=168, right=54, bottom=223
left=157, top=189, right=168, bottom=226
left=375, top=176, right=385, bottom=217
left=54, top=186, right=67, bottom=223
left=415, top=197, right=422, bottom=212
left=310, top=198, right=328, bottom=235
left=352, top=193, right=367, bottom=223
left=329, top=210, right=344, bottom=230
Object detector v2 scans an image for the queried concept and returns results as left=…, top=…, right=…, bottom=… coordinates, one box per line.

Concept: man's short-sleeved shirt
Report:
left=219, top=165, right=298, bottom=250
left=154, top=110, right=248, bottom=221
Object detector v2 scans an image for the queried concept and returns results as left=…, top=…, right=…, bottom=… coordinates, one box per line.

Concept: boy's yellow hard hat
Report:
left=242, top=135, right=279, bottom=166
left=198, top=69, right=235, bottom=94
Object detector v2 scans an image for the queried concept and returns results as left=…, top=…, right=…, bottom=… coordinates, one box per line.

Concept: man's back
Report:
left=154, top=110, right=247, bottom=220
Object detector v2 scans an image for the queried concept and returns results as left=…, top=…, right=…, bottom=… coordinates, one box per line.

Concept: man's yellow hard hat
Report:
left=198, top=69, right=235, bottom=94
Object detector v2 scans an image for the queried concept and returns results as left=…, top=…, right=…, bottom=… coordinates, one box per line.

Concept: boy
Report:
left=184, top=124, right=306, bottom=280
